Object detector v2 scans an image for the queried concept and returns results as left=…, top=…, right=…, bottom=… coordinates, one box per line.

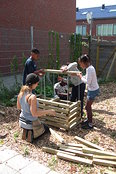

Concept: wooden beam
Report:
left=37, top=98, right=70, bottom=108
left=42, top=147, right=76, bottom=156
left=45, top=121, right=68, bottom=130
left=44, top=69, right=81, bottom=75
left=94, top=155, right=116, bottom=161
left=93, top=158, right=116, bottom=167
left=58, top=144, right=83, bottom=151
left=59, top=147, right=93, bottom=159
left=83, top=147, right=116, bottom=157
left=75, top=136, right=104, bottom=151
left=57, top=152, right=93, bottom=165
left=106, top=52, right=116, bottom=79
left=65, top=143, right=84, bottom=148
left=49, top=128, right=65, bottom=144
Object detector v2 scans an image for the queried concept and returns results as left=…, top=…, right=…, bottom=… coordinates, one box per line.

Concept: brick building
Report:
left=0, top=0, right=76, bottom=33
left=0, top=0, right=76, bottom=75
left=76, top=4, right=116, bottom=41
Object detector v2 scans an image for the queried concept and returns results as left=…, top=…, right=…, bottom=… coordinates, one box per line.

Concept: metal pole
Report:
left=44, top=74, right=46, bottom=99
left=31, top=26, right=33, bottom=49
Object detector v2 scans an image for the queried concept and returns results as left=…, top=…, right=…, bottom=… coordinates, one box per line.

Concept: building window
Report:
left=76, top=25, right=86, bottom=36
left=113, top=24, right=116, bottom=35
left=96, top=24, right=116, bottom=36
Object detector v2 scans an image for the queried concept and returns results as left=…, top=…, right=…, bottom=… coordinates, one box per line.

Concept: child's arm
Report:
left=34, top=69, right=45, bottom=77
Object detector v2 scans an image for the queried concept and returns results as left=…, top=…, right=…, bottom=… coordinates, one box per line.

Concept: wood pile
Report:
left=37, top=98, right=81, bottom=130
left=42, top=131, right=116, bottom=167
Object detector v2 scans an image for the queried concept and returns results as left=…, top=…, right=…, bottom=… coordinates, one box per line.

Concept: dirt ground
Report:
left=0, top=82, right=116, bottom=174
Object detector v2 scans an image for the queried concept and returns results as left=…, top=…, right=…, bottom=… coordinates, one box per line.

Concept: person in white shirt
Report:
left=77, top=54, right=99, bottom=129
left=61, top=62, right=85, bottom=117
left=54, top=76, right=69, bottom=100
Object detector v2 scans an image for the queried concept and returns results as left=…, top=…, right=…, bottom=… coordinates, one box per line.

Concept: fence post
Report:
left=31, top=26, right=34, bottom=49
left=96, top=37, right=100, bottom=75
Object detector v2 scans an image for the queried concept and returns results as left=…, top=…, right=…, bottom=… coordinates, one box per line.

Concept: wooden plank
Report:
left=93, top=158, right=116, bottom=167
left=83, top=147, right=116, bottom=157
left=59, top=147, right=93, bottom=159
left=42, top=147, right=76, bottom=156
left=94, top=155, right=116, bottom=161
left=75, top=136, right=104, bottom=151
left=49, top=128, right=65, bottom=143
left=57, top=152, right=93, bottom=165
left=37, top=98, right=69, bottom=108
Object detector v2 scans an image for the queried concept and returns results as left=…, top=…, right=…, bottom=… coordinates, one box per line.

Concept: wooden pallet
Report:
left=37, top=98, right=81, bottom=130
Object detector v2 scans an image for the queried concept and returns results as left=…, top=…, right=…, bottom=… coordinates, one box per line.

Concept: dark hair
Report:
left=26, top=73, right=39, bottom=86
left=78, top=54, right=90, bottom=64
left=31, top=48, right=40, bottom=54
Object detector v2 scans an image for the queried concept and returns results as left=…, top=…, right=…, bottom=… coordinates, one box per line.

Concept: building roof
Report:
left=76, top=5, right=116, bottom=21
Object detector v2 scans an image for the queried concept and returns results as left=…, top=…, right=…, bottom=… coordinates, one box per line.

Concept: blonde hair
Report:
left=19, top=85, right=32, bottom=97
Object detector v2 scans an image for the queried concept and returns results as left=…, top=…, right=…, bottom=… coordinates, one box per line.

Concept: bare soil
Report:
left=0, top=82, right=116, bottom=174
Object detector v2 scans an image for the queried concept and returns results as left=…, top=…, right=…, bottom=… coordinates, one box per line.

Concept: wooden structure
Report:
left=37, top=68, right=81, bottom=130
left=37, top=98, right=81, bottom=130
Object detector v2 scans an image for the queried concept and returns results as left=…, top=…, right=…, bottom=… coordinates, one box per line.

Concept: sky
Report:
left=76, top=0, right=116, bottom=9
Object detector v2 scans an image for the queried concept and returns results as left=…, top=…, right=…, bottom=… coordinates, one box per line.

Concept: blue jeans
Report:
left=87, top=88, right=99, bottom=100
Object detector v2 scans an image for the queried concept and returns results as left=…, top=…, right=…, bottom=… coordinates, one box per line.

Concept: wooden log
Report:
left=42, top=147, right=58, bottom=154
left=39, top=104, right=69, bottom=114
left=69, top=121, right=80, bottom=129
left=37, top=98, right=69, bottom=109
left=45, top=121, right=68, bottom=130
left=0, top=110, right=5, bottom=115
left=60, top=100, right=72, bottom=104
left=65, top=143, right=84, bottom=148
left=69, top=107, right=81, bottom=116
left=75, top=136, right=104, bottom=151
left=49, top=128, right=65, bottom=143
left=59, top=147, right=93, bottom=159
left=93, top=155, right=116, bottom=161
left=42, top=147, right=76, bottom=156
left=59, top=144, right=83, bottom=151
left=57, top=152, right=93, bottom=165
left=68, top=112, right=81, bottom=121
left=68, top=117, right=81, bottom=126
left=83, top=147, right=116, bottom=157
left=44, top=116, right=67, bottom=124
left=44, top=69, right=81, bottom=75
left=93, top=158, right=116, bottom=167
left=69, top=107, right=78, bottom=115
left=69, top=102, right=78, bottom=110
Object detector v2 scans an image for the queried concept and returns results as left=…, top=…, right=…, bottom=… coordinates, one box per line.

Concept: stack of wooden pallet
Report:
left=37, top=98, right=81, bottom=130
left=42, top=134, right=116, bottom=167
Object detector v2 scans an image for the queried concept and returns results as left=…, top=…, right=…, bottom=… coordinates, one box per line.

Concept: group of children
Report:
left=19, top=48, right=99, bottom=143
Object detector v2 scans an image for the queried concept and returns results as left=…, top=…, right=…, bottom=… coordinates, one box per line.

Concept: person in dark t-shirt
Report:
left=23, top=48, right=44, bottom=85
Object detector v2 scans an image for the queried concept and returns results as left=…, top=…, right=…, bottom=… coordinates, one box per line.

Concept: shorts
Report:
left=87, top=88, right=100, bottom=100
